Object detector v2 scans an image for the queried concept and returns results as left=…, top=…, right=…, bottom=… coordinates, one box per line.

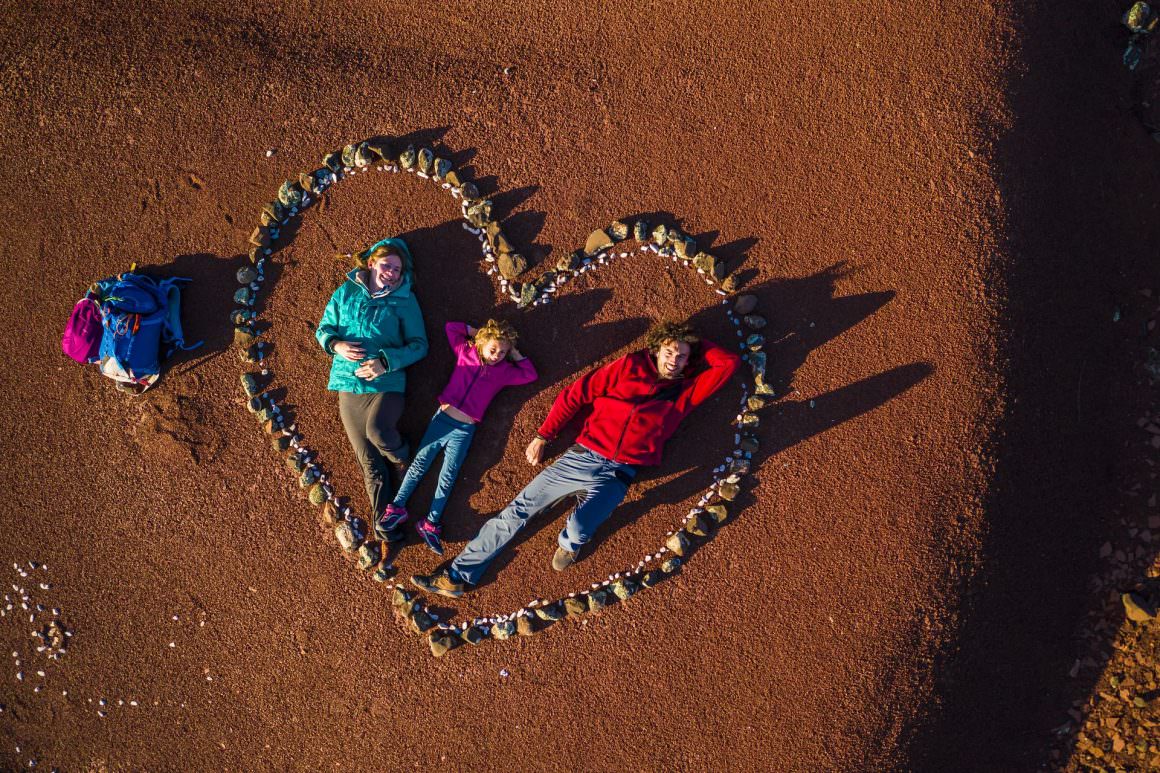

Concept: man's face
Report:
left=655, top=340, right=691, bottom=379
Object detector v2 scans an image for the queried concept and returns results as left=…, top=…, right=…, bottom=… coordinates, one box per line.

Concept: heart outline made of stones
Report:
left=234, top=136, right=769, bottom=656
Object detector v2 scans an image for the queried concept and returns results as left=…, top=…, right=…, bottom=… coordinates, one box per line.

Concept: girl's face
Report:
left=477, top=336, right=512, bottom=365
left=368, top=253, right=404, bottom=288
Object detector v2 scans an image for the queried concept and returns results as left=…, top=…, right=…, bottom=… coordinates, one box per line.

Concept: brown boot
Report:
left=410, top=569, right=465, bottom=599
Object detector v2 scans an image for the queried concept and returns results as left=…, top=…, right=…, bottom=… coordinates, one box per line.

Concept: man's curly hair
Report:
left=644, top=321, right=700, bottom=354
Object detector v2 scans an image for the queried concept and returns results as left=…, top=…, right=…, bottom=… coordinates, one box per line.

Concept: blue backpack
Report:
left=95, top=272, right=201, bottom=387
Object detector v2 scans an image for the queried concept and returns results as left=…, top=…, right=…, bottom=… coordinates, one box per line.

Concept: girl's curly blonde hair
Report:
left=473, top=319, right=519, bottom=356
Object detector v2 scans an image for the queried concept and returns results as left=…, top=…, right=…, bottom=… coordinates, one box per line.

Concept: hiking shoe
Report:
left=411, top=569, right=464, bottom=599
left=374, top=504, right=409, bottom=540
left=551, top=547, right=579, bottom=572
left=415, top=518, right=444, bottom=556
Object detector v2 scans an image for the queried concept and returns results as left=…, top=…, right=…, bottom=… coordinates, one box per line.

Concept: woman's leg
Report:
left=338, top=392, right=391, bottom=514
left=364, top=392, right=408, bottom=463
left=426, top=423, right=477, bottom=524
left=393, top=416, right=449, bottom=507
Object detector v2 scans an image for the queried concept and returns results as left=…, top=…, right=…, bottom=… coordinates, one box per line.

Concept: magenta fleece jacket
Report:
left=436, top=322, right=538, bottom=421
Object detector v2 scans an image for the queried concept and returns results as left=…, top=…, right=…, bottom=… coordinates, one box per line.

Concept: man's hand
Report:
left=525, top=437, right=547, bottom=466
left=355, top=358, right=386, bottom=380
left=333, top=341, right=366, bottom=362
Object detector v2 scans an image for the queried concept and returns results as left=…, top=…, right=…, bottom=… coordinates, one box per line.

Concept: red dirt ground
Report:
left=0, top=0, right=1154, bottom=770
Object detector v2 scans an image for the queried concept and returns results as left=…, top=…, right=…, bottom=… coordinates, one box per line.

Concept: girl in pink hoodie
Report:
left=375, top=319, right=537, bottom=554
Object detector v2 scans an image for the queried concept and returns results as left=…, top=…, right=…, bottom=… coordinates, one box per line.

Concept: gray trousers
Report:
left=451, top=446, right=636, bottom=584
left=338, top=391, right=407, bottom=515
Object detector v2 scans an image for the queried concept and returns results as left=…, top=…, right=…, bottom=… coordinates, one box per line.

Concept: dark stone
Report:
left=398, top=145, right=417, bottom=170
left=587, top=589, right=612, bottom=612
left=665, top=531, right=690, bottom=557
left=271, top=434, right=292, bottom=453
left=372, top=564, right=394, bottom=582
left=429, top=631, right=460, bottom=657
left=585, top=229, right=614, bottom=255
left=633, top=220, right=649, bottom=242
left=460, top=625, right=487, bottom=645
left=718, top=481, right=740, bottom=501
left=459, top=181, right=480, bottom=200
left=684, top=513, right=711, bottom=538
left=334, top=520, right=360, bottom=552
left=417, top=147, right=434, bottom=174
left=640, top=570, right=664, bottom=588
left=240, top=372, right=261, bottom=397
left=609, top=220, right=630, bottom=241
left=341, top=144, right=358, bottom=167
left=662, top=557, right=682, bottom=574
left=308, top=483, right=327, bottom=506
left=233, top=325, right=258, bottom=349
left=434, top=158, right=452, bottom=179
left=354, top=142, right=374, bottom=168
left=356, top=540, right=381, bottom=569
left=704, top=503, right=728, bottom=524
left=534, top=602, right=564, bottom=622
left=366, top=139, right=393, bottom=163
left=743, top=314, right=767, bottom=330
left=321, top=500, right=342, bottom=527
left=516, top=615, right=536, bottom=636
left=563, top=597, right=587, bottom=618
left=409, top=608, right=437, bottom=635
left=323, top=151, right=343, bottom=172
left=516, top=282, right=538, bottom=309
left=492, top=620, right=516, bottom=640
left=498, top=253, right=527, bottom=280
left=392, top=586, right=416, bottom=613
left=234, top=287, right=254, bottom=306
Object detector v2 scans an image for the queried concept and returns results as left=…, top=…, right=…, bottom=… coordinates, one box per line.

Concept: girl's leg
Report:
left=338, top=392, right=391, bottom=514
left=393, top=416, right=450, bottom=507
left=426, top=424, right=477, bottom=524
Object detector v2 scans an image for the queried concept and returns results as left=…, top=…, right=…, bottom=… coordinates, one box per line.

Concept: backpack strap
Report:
left=158, top=277, right=203, bottom=356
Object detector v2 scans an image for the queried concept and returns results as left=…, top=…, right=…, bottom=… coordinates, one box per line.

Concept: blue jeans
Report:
left=450, top=446, right=637, bottom=585
left=392, top=409, right=477, bottom=523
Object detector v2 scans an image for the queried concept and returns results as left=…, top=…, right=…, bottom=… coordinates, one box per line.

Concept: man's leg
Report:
left=450, top=449, right=598, bottom=585
left=558, top=467, right=632, bottom=554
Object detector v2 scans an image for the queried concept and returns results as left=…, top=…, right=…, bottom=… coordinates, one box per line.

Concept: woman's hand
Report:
left=355, top=358, right=386, bottom=380
left=525, top=437, right=547, bottom=465
left=333, top=341, right=366, bottom=362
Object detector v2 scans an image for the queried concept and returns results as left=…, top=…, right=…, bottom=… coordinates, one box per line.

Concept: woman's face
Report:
left=477, top=336, right=511, bottom=365
left=368, top=253, right=404, bottom=288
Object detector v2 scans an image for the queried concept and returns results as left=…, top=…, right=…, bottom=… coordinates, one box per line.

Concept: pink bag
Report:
left=62, top=297, right=103, bottom=364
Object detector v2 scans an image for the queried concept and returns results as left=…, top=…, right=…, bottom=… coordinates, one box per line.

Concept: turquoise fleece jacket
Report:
left=315, top=238, right=428, bottom=394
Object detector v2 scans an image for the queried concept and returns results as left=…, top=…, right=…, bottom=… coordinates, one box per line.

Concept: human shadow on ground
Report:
left=905, top=5, right=1160, bottom=770
left=457, top=266, right=922, bottom=587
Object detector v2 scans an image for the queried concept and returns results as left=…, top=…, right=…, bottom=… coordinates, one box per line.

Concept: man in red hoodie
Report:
left=412, top=321, right=741, bottom=597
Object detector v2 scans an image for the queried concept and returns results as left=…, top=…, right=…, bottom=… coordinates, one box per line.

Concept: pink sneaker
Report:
left=375, top=504, right=409, bottom=540
left=415, top=518, right=444, bottom=556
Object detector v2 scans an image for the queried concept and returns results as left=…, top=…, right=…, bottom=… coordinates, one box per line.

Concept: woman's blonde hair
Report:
left=473, top=319, right=519, bottom=357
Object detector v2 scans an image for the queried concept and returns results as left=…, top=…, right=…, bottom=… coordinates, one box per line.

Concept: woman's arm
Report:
left=378, top=297, right=429, bottom=371
left=315, top=290, right=343, bottom=354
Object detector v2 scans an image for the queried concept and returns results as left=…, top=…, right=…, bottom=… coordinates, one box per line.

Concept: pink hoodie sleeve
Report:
left=503, top=356, right=538, bottom=387
left=445, top=321, right=470, bottom=350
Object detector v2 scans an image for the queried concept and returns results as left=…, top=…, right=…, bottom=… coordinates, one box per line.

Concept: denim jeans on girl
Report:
left=450, top=445, right=637, bottom=585
left=392, top=409, right=477, bottom=523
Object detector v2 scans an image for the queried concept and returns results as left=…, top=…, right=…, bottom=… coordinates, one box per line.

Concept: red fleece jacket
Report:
left=536, top=340, right=741, bottom=466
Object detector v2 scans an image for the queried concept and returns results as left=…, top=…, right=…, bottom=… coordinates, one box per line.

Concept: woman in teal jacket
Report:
left=316, top=237, right=428, bottom=521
